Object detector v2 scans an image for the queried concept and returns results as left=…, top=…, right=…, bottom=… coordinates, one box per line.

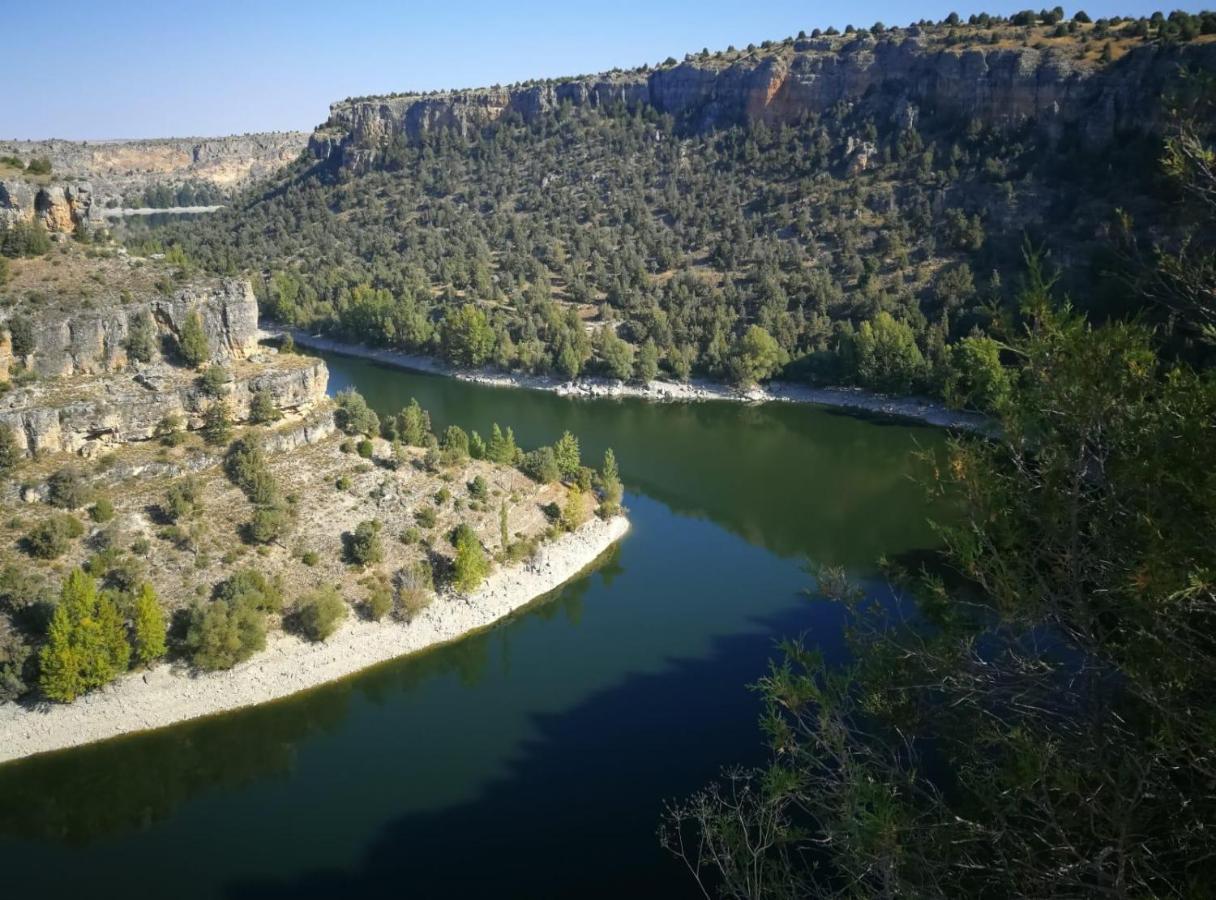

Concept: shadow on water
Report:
left=0, top=556, right=609, bottom=847
left=222, top=598, right=854, bottom=900
left=0, top=353, right=952, bottom=899
left=323, top=352, right=951, bottom=567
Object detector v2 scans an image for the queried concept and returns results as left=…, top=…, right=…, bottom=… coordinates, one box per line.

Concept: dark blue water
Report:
left=0, top=352, right=949, bottom=898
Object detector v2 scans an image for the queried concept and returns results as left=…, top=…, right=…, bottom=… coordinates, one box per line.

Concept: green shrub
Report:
left=346, top=519, right=384, bottom=566
left=25, top=514, right=84, bottom=559
left=295, top=585, right=347, bottom=641
left=521, top=446, right=560, bottom=483
left=0, top=424, right=20, bottom=473
left=177, top=310, right=210, bottom=367
left=163, top=476, right=203, bottom=522
left=397, top=560, right=434, bottom=620
left=89, top=498, right=114, bottom=523
left=202, top=400, right=232, bottom=444
left=245, top=502, right=291, bottom=544
left=451, top=523, right=489, bottom=593
left=183, top=595, right=266, bottom=671
left=356, top=438, right=374, bottom=459
left=199, top=365, right=229, bottom=397
left=249, top=389, right=280, bottom=424
left=364, top=578, right=393, bottom=621
left=124, top=312, right=157, bottom=364
left=335, top=388, right=380, bottom=436
left=415, top=506, right=437, bottom=528
left=47, top=468, right=90, bottom=509
left=213, top=569, right=283, bottom=613
left=468, top=475, right=488, bottom=500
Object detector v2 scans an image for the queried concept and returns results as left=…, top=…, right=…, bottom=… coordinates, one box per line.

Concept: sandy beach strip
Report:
left=276, top=329, right=989, bottom=433
left=0, top=515, right=629, bottom=765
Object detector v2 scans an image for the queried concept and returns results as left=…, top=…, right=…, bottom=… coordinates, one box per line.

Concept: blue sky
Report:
left=6, top=0, right=1207, bottom=139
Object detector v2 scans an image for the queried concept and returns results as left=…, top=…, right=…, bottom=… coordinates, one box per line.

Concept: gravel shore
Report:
left=0, top=515, right=629, bottom=765
left=278, top=330, right=989, bottom=432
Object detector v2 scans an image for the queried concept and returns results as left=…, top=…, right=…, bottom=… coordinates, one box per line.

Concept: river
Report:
left=0, top=350, right=951, bottom=898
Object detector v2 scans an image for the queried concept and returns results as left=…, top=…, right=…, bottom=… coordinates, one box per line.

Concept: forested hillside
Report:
left=157, top=10, right=1216, bottom=408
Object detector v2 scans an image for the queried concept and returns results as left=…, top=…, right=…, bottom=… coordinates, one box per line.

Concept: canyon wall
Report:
left=0, top=132, right=309, bottom=208
left=312, top=37, right=1216, bottom=167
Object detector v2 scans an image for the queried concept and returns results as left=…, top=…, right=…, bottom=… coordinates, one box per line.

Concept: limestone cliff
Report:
left=0, top=132, right=308, bottom=208
left=0, top=179, right=94, bottom=234
left=0, top=277, right=260, bottom=379
left=312, top=36, right=1216, bottom=169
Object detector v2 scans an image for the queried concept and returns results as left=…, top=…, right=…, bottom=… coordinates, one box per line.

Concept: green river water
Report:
left=0, top=351, right=950, bottom=898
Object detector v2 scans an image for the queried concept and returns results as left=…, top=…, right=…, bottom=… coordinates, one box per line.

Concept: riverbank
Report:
left=275, top=329, right=989, bottom=432
left=0, top=515, right=629, bottom=765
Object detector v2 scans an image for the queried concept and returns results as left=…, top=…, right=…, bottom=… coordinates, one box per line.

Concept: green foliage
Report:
left=391, top=398, right=431, bottom=445
left=213, top=569, right=283, bottom=614
left=346, top=519, right=384, bottom=566
left=202, top=400, right=232, bottom=444
left=451, top=523, right=489, bottom=593
left=1, top=220, right=51, bottom=258
left=521, top=446, right=559, bottom=483
left=6, top=314, right=35, bottom=358
left=469, top=430, right=486, bottom=460
left=468, top=475, right=488, bottom=500
left=25, top=157, right=51, bottom=176
left=486, top=423, right=518, bottom=464
left=177, top=310, right=210, bottom=367
left=598, top=327, right=635, bottom=380
left=47, top=467, right=89, bottom=509
left=199, top=365, right=229, bottom=397
left=356, top=438, right=374, bottom=459
left=0, top=424, right=20, bottom=473
left=843, top=311, right=928, bottom=393
left=295, top=584, right=347, bottom=642
left=560, top=485, right=589, bottom=531
left=248, top=389, right=281, bottom=424
left=599, top=448, right=623, bottom=513
left=635, top=338, right=661, bottom=382
left=25, top=514, right=84, bottom=559
left=124, top=312, right=157, bottom=364
left=89, top=498, right=114, bottom=523
left=245, top=502, right=292, bottom=545
left=163, top=476, right=203, bottom=522
left=364, top=578, right=393, bottom=621
left=224, top=434, right=277, bottom=502
left=552, top=431, right=580, bottom=480
left=441, top=425, right=469, bottom=462
left=335, top=388, right=380, bottom=436
left=183, top=593, right=266, bottom=671
left=944, top=334, right=1012, bottom=412
left=398, top=559, right=434, bottom=620
left=131, top=583, right=166, bottom=665
left=440, top=303, right=494, bottom=367
left=727, top=325, right=786, bottom=385
left=38, top=571, right=130, bottom=702
left=664, top=256, right=1216, bottom=897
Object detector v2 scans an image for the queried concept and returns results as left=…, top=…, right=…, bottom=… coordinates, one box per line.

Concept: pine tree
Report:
left=178, top=310, right=210, bottom=367
left=38, top=604, right=82, bottom=702
left=452, top=526, right=489, bottom=593
left=132, top=583, right=167, bottom=665
left=552, top=431, right=581, bottom=480
left=600, top=448, right=623, bottom=512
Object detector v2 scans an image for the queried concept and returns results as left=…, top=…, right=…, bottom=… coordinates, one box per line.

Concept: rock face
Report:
left=0, top=132, right=309, bottom=208
left=0, top=279, right=259, bottom=379
left=0, top=356, right=328, bottom=457
left=312, top=38, right=1216, bottom=168
left=0, top=179, right=94, bottom=234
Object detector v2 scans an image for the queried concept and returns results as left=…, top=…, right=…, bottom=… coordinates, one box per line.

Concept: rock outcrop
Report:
left=0, top=355, right=328, bottom=457
left=0, top=132, right=309, bottom=208
left=312, top=38, right=1216, bottom=169
left=0, top=278, right=260, bottom=379
left=0, top=179, right=94, bottom=234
